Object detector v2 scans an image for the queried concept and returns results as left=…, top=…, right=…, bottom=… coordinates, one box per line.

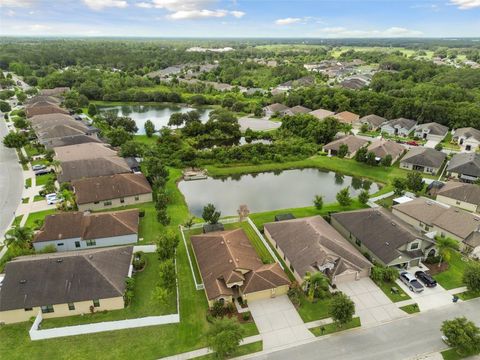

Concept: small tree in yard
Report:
left=314, top=195, right=324, bottom=210
left=336, top=187, right=352, bottom=207
left=206, top=318, right=245, bottom=359
left=87, top=103, right=97, bottom=116
left=355, top=147, right=367, bottom=163
left=441, top=317, right=480, bottom=355
left=158, top=259, right=176, bottom=291
left=144, top=119, right=155, bottom=137
left=392, top=177, right=406, bottom=196
left=360, top=123, right=369, bottom=133
left=380, top=154, right=393, bottom=167
left=156, top=231, right=179, bottom=261
left=203, top=203, right=221, bottom=224
left=338, top=144, right=349, bottom=158
left=463, top=262, right=480, bottom=293
left=2, top=132, right=28, bottom=148
left=436, top=236, right=459, bottom=267
left=406, top=171, right=424, bottom=193
left=358, top=190, right=369, bottom=205
left=157, top=208, right=170, bottom=225
left=365, top=152, right=377, bottom=166
left=329, top=293, right=355, bottom=326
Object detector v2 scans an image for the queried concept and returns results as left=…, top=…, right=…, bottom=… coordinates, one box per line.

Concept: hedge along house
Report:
left=72, top=173, right=153, bottom=211
left=190, top=229, right=290, bottom=307
left=0, top=246, right=133, bottom=324
left=399, top=147, right=447, bottom=175
left=331, top=208, right=436, bottom=269
left=263, top=216, right=372, bottom=285
left=32, top=209, right=139, bottom=252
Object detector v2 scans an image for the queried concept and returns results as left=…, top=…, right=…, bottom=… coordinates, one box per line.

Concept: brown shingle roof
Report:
left=264, top=216, right=371, bottom=279
left=0, top=246, right=133, bottom=311
left=331, top=208, right=430, bottom=264
left=287, top=105, right=312, bottom=114
left=367, top=139, right=405, bottom=159
left=39, top=87, right=70, bottom=97
left=323, top=135, right=368, bottom=154
left=55, top=143, right=117, bottom=162
left=191, top=229, right=289, bottom=300
left=437, top=181, right=480, bottom=205
left=357, top=114, right=387, bottom=129
left=26, top=102, right=69, bottom=118
left=309, top=108, right=335, bottom=120
left=58, top=157, right=131, bottom=183
left=333, top=111, right=360, bottom=124
left=72, top=173, right=152, bottom=205
left=33, top=209, right=139, bottom=243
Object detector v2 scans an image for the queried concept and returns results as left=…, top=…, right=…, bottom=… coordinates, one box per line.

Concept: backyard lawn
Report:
left=309, top=317, right=361, bottom=336
left=24, top=209, right=57, bottom=229
left=35, top=172, right=55, bottom=186
left=40, top=253, right=177, bottom=329
left=433, top=251, right=470, bottom=290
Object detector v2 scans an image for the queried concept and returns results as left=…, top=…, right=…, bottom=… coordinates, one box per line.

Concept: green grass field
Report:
left=400, top=304, right=420, bottom=314
left=434, top=251, right=470, bottom=290
left=373, top=280, right=411, bottom=303
left=35, top=173, right=55, bottom=186
left=310, top=317, right=361, bottom=336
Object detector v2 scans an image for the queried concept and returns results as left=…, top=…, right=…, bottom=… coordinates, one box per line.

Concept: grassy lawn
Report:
left=375, top=195, right=396, bottom=209
left=30, top=158, right=51, bottom=166
left=310, top=317, right=361, bottom=336
left=35, top=173, right=55, bottom=186
left=12, top=215, right=23, bottom=226
left=194, top=341, right=263, bottom=360
left=456, top=290, right=480, bottom=301
left=250, top=200, right=367, bottom=231
left=441, top=348, right=479, bottom=360
left=135, top=134, right=159, bottom=146
left=25, top=178, right=31, bottom=188
left=24, top=144, right=43, bottom=157
left=373, top=280, right=411, bottom=302
left=24, top=209, right=57, bottom=229
left=433, top=251, right=470, bottom=290
left=400, top=303, right=420, bottom=314
left=41, top=253, right=177, bottom=329
left=33, top=195, right=44, bottom=202
left=296, top=295, right=332, bottom=323
left=22, top=197, right=29, bottom=204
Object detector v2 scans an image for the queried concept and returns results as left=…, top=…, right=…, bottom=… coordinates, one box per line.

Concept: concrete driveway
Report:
left=337, top=278, right=406, bottom=327
left=248, top=295, right=314, bottom=350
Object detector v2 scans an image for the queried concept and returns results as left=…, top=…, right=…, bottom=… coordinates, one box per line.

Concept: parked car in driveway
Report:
left=399, top=271, right=424, bottom=293
left=415, top=271, right=437, bottom=287
left=32, top=164, right=46, bottom=171
left=45, top=193, right=60, bottom=205
left=34, top=168, right=52, bottom=176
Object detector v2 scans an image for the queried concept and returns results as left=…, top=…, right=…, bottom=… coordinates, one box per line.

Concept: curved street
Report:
left=0, top=118, right=23, bottom=240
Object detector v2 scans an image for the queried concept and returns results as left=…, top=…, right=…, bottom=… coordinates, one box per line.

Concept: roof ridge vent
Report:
left=19, top=279, right=27, bottom=284
left=56, top=259, right=63, bottom=263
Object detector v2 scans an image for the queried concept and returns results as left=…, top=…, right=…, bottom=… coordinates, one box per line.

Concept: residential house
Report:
left=39, top=87, right=70, bottom=97
left=436, top=181, right=480, bottom=213
left=42, top=134, right=103, bottom=149
left=323, top=135, right=368, bottom=158
left=380, top=118, right=417, bottom=137
left=73, top=173, right=153, bottom=211
left=453, top=127, right=480, bottom=152
left=367, top=139, right=405, bottom=163
left=400, top=147, right=446, bottom=175
left=355, top=114, right=387, bottom=131
left=26, top=101, right=69, bottom=118
left=414, top=122, right=449, bottom=141
left=331, top=208, right=436, bottom=268
left=0, top=246, right=133, bottom=324
left=333, top=111, right=360, bottom=125
left=262, top=103, right=290, bottom=118
left=339, top=77, right=368, bottom=90
left=277, top=76, right=315, bottom=91
left=392, top=197, right=480, bottom=255
left=263, top=216, right=372, bottom=284
left=32, top=209, right=139, bottom=252
left=447, top=153, right=480, bottom=182
left=57, top=157, right=132, bottom=183
left=284, top=105, right=312, bottom=116
left=191, top=229, right=290, bottom=306
left=54, top=143, right=118, bottom=163
left=26, top=95, right=61, bottom=106
left=309, top=108, right=335, bottom=121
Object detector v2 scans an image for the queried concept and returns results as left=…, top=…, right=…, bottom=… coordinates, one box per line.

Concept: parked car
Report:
left=415, top=271, right=437, bottom=287
left=34, top=168, right=52, bottom=176
left=32, top=164, right=46, bottom=171
left=399, top=271, right=424, bottom=293
left=406, top=141, right=419, bottom=146
left=45, top=193, right=59, bottom=205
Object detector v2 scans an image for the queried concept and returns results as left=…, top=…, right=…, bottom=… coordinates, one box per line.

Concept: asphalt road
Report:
left=0, top=117, right=23, bottom=240
left=251, top=299, right=480, bottom=360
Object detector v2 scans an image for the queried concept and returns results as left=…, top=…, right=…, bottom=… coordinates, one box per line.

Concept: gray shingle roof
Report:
left=383, top=118, right=417, bottom=131
left=400, top=147, right=446, bottom=168
left=415, top=122, right=449, bottom=136
left=58, top=157, right=131, bottom=183
left=453, top=127, right=480, bottom=142
left=0, top=246, right=133, bottom=311
left=448, top=153, right=480, bottom=178
left=358, top=114, right=387, bottom=128
left=324, top=135, right=368, bottom=154
left=331, top=208, right=428, bottom=264
left=437, top=181, right=480, bottom=205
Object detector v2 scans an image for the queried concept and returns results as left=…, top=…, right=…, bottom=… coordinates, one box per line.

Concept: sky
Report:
left=0, top=0, right=479, bottom=38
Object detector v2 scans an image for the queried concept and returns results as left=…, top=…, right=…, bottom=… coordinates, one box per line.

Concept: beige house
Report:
left=190, top=229, right=290, bottom=306
left=447, top=153, right=480, bottom=182
left=73, top=173, right=153, bottom=211
left=354, top=114, right=387, bottom=131
left=367, top=139, right=405, bottom=163
left=264, top=216, right=372, bottom=285
left=323, top=135, right=368, bottom=158
left=331, top=208, right=436, bottom=268
left=399, top=147, right=446, bottom=175
left=414, top=122, right=448, bottom=142
left=436, top=181, right=480, bottom=213
left=0, top=247, right=133, bottom=324
left=453, top=127, right=480, bottom=152
left=392, top=197, right=480, bottom=254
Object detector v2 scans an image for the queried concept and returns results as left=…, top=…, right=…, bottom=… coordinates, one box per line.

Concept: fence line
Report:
left=179, top=224, right=204, bottom=290
left=245, top=217, right=284, bottom=270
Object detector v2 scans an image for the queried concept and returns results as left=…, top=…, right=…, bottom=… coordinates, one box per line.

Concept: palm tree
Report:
left=436, top=236, right=459, bottom=267
left=5, top=226, right=33, bottom=249
left=303, top=272, right=330, bottom=301
left=58, top=189, right=77, bottom=211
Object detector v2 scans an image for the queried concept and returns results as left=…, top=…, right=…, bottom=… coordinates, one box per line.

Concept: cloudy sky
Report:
left=0, top=0, right=479, bottom=37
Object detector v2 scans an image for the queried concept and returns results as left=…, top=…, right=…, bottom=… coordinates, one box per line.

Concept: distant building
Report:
left=262, top=103, right=290, bottom=118
left=453, top=127, right=480, bottom=152
left=414, top=122, right=449, bottom=141
left=333, top=111, right=360, bottom=125
left=309, top=108, right=335, bottom=121
left=284, top=105, right=312, bottom=116
left=381, top=118, right=417, bottom=137
left=355, top=114, right=387, bottom=131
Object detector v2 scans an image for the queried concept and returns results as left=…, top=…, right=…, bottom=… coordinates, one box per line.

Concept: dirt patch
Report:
left=424, top=262, right=449, bottom=275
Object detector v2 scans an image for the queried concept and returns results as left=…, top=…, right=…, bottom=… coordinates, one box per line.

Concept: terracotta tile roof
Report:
left=191, top=229, right=289, bottom=300
left=72, top=173, right=152, bottom=205
left=33, top=209, right=139, bottom=243
left=0, top=246, right=133, bottom=311
left=264, top=216, right=371, bottom=279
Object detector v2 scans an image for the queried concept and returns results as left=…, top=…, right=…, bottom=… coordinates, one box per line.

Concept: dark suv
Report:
left=415, top=271, right=437, bottom=287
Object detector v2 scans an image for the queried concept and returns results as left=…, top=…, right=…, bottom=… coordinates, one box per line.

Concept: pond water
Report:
left=178, top=168, right=379, bottom=216
left=98, top=104, right=212, bottom=135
